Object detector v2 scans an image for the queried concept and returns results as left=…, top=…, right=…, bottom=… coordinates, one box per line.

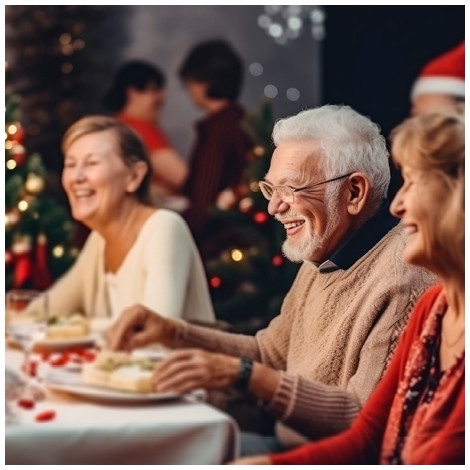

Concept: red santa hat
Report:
left=411, top=41, right=465, bottom=100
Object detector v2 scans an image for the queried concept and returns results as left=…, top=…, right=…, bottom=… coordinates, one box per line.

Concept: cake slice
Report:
left=46, top=314, right=90, bottom=339
left=82, top=351, right=158, bottom=393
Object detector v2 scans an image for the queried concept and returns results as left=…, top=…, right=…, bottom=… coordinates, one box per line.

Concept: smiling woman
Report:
left=28, top=116, right=215, bottom=327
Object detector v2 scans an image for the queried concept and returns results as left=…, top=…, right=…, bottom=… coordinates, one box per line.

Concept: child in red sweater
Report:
left=231, top=109, right=465, bottom=465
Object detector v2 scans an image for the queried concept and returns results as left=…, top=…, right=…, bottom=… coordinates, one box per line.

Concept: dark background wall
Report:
left=323, top=5, right=465, bottom=197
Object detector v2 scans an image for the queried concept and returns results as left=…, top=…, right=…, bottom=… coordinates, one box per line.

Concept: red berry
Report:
left=17, top=398, right=35, bottom=409
left=35, top=410, right=56, bottom=422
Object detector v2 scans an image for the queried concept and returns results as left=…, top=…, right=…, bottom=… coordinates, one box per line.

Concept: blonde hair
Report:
left=390, top=108, right=464, bottom=277
left=62, top=115, right=153, bottom=206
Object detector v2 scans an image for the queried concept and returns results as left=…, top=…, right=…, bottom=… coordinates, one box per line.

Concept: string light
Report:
left=210, top=276, right=222, bottom=288
left=18, top=200, right=28, bottom=211
left=6, top=160, right=16, bottom=170
left=5, top=132, right=8, bottom=140
left=53, top=246, right=65, bottom=258
left=272, top=255, right=284, bottom=267
left=231, top=249, right=243, bottom=262
left=59, top=33, right=72, bottom=45
left=5, top=140, right=12, bottom=149
left=8, top=125, right=17, bottom=134
left=254, top=146, right=265, bottom=157
left=250, top=181, right=260, bottom=192
left=257, top=6, right=326, bottom=45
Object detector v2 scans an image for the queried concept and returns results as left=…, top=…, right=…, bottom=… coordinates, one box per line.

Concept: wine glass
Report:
left=6, top=290, right=49, bottom=396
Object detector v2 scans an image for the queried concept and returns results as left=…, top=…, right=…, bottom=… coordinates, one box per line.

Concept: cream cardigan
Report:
left=40, top=209, right=215, bottom=323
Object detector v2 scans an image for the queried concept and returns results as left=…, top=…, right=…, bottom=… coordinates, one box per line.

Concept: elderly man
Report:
left=108, top=105, right=436, bottom=455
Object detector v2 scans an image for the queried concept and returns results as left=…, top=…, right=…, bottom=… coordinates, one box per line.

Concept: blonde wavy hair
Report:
left=62, top=115, right=153, bottom=206
left=390, top=107, right=464, bottom=278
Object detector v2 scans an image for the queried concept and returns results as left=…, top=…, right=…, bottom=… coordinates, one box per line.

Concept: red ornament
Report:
left=32, top=233, right=52, bottom=290
left=272, top=255, right=284, bottom=267
left=210, top=276, right=222, bottom=289
left=13, top=127, right=26, bottom=144
left=254, top=211, right=269, bottom=224
left=12, top=144, right=26, bottom=166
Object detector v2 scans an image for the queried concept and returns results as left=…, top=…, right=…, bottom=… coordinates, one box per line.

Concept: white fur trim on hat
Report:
left=411, top=77, right=465, bottom=99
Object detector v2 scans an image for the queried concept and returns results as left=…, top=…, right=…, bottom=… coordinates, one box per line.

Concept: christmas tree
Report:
left=5, top=91, right=78, bottom=291
left=201, top=100, right=300, bottom=333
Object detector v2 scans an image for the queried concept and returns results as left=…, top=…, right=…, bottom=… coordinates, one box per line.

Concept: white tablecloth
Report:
left=5, top=349, right=239, bottom=465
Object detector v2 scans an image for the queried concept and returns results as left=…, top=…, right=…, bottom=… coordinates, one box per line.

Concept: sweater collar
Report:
left=307, top=201, right=399, bottom=273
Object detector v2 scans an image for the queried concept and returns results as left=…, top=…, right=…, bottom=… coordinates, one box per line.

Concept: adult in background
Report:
left=411, top=41, right=464, bottom=116
left=178, top=39, right=254, bottom=235
left=232, top=107, right=464, bottom=465
left=109, top=105, right=436, bottom=455
left=103, top=60, right=188, bottom=205
left=29, top=116, right=214, bottom=326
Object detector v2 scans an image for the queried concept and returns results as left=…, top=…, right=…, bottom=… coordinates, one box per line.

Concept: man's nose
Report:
left=267, top=194, right=290, bottom=216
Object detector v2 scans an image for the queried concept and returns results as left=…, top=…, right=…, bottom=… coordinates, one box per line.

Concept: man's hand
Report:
left=107, top=304, right=176, bottom=351
left=152, top=349, right=239, bottom=394
left=228, top=455, right=271, bottom=465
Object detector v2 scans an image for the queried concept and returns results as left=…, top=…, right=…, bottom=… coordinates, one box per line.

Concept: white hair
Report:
left=272, top=104, right=390, bottom=213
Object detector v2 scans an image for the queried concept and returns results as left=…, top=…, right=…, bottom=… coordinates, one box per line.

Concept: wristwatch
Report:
left=234, top=356, right=253, bottom=392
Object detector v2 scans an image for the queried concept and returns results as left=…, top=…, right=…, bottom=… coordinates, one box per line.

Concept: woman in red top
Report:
left=104, top=61, right=188, bottom=202
left=231, top=108, right=464, bottom=465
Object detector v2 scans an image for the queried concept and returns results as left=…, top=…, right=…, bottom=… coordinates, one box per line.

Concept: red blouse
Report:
left=270, top=284, right=465, bottom=465
left=116, top=112, right=172, bottom=153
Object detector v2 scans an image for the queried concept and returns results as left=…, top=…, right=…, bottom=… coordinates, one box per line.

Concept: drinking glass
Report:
left=6, top=290, right=48, bottom=395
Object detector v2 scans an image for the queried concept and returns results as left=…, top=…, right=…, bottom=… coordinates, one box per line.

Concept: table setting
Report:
left=5, top=290, right=239, bottom=465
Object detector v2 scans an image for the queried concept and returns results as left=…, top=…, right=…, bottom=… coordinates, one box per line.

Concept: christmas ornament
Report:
left=12, top=235, right=33, bottom=288
left=5, top=210, right=20, bottom=227
left=11, top=144, right=26, bottom=165
left=210, top=276, right=222, bottom=289
left=239, top=197, right=254, bottom=213
left=216, top=188, right=237, bottom=211
left=25, top=173, right=45, bottom=194
left=33, top=233, right=52, bottom=289
left=254, top=211, right=269, bottom=224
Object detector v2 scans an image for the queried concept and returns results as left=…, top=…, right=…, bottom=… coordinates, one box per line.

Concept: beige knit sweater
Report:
left=171, top=224, right=436, bottom=447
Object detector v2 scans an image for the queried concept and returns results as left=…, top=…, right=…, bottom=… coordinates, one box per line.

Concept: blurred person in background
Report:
left=104, top=60, right=188, bottom=206
left=178, top=39, right=254, bottom=236
left=232, top=108, right=464, bottom=465
left=29, top=116, right=214, bottom=327
left=411, top=41, right=464, bottom=116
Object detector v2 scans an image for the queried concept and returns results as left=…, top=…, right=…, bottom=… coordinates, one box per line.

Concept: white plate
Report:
left=7, top=334, right=98, bottom=351
left=43, top=368, right=182, bottom=403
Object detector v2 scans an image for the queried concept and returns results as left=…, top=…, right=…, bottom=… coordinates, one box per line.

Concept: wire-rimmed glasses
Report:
left=259, top=173, right=353, bottom=204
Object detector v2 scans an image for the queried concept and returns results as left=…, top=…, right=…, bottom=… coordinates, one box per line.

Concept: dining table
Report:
left=5, top=345, right=240, bottom=465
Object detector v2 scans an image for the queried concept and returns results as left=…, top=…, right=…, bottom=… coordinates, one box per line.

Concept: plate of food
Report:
left=7, top=313, right=98, bottom=350
left=43, top=350, right=182, bottom=403
left=39, top=314, right=98, bottom=349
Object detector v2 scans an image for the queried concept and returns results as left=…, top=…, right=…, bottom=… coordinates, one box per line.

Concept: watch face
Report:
left=236, top=357, right=253, bottom=391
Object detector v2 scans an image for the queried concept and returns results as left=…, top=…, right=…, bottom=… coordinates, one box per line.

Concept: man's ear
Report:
left=126, top=161, right=148, bottom=194
left=344, top=172, right=370, bottom=216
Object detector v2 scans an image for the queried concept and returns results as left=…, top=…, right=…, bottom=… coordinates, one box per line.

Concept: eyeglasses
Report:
left=258, top=173, right=354, bottom=204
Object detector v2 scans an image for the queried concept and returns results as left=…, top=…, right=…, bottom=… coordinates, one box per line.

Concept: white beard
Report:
left=280, top=185, right=342, bottom=263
